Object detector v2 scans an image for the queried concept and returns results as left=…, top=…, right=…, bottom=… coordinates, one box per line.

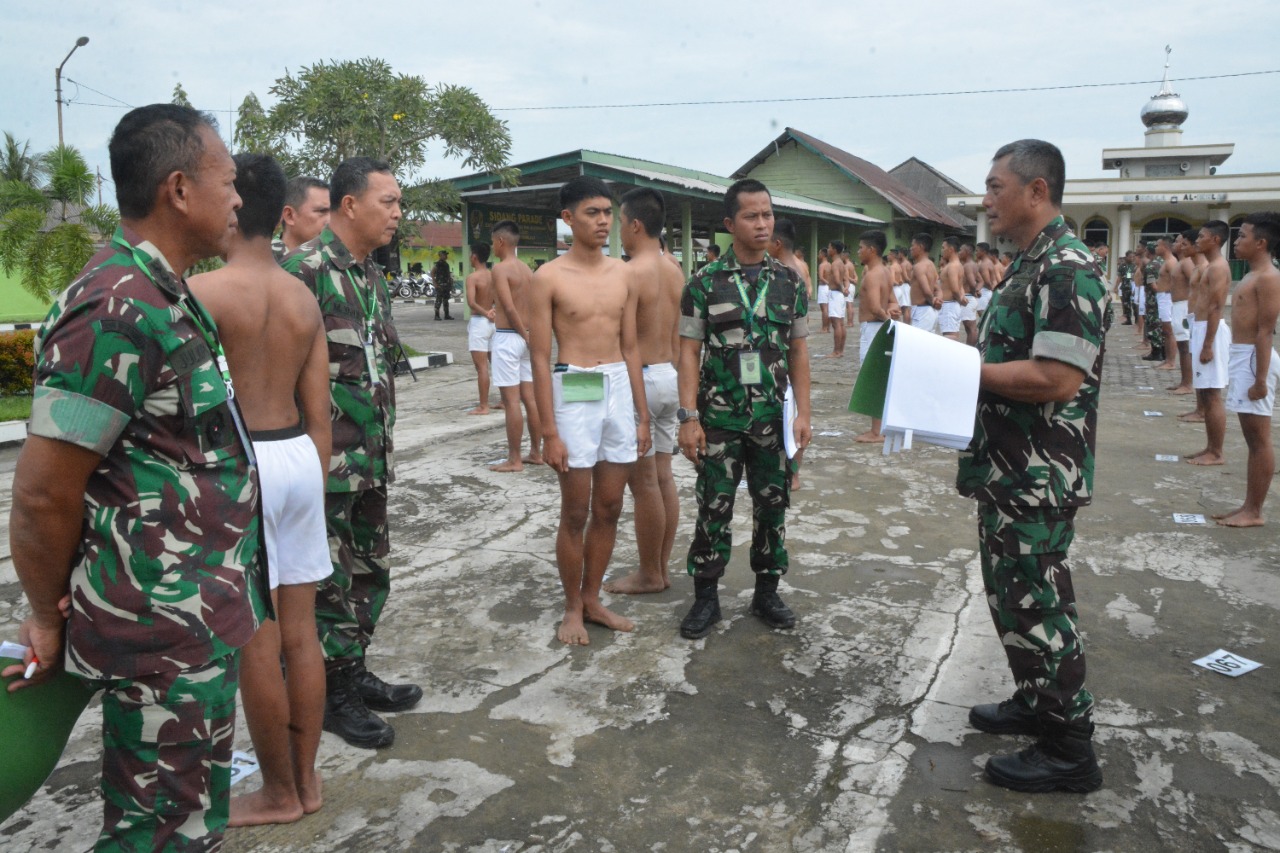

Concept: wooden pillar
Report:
left=610, top=200, right=622, bottom=258
left=681, top=200, right=693, bottom=278
left=460, top=201, right=471, bottom=320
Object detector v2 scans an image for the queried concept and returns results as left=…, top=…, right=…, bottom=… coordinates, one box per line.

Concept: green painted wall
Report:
left=0, top=268, right=54, bottom=324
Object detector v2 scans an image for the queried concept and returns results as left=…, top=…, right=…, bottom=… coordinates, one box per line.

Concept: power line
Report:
left=492, top=69, right=1280, bottom=112
left=63, top=78, right=132, bottom=108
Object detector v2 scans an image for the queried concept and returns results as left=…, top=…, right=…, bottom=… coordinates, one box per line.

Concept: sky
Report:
left=4, top=0, right=1279, bottom=204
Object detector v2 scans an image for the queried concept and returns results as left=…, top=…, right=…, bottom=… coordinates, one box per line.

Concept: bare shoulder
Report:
left=273, top=267, right=323, bottom=323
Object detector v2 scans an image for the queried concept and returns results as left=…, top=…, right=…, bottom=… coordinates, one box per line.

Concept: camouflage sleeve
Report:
left=29, top=300, right=160, bottom=455
left=790, top=269, right=810, bottom=340
left=1031, top=264, right=1105, bottom=374
left=679, top=273, right=708, bottom=340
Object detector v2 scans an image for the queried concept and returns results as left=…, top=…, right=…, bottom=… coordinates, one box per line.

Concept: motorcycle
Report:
left=393, top=271, right=434, bottom=299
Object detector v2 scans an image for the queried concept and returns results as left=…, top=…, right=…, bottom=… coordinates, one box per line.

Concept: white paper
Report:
left=0, top=641, right=30, bottom=659
left=817, top=430, right=844, bottom=437
left=783, top=386, right=798, bottom=459
left=1193, top=649, right=1262, bottom=677
left=1173, top=513, right=1207, bottom=524
left=880, top=321, right=980, bottom=452
left=1137, top=386, right=1155, bottom=391
left=1143, top=411, right=1163, bottom=417
left=1155, top=454, right=1179, bottom=462
left=229, top=751, right=261, bottom=786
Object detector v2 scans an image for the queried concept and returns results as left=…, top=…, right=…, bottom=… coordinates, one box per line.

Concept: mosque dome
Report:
left=1141, top=46, right=1188, bottom=130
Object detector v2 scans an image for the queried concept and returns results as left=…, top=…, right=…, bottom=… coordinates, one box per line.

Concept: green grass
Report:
left=400, top=343, right=424, bottom=357
left=0, top=396, right=32, bottom=422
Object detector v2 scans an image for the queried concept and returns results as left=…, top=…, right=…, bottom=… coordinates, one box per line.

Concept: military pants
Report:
left=91, top=654, right=239, bottom=852
left=1119, top=282, right=1133, bottom=323
left=434, top=285, right=452, bottom=318
left=686, top=425, right=790, bottom=580
left=318, top=485, right=391, bottom=660
left=977, top=502, right=1094, bottom=725
left=1145, top=288, right=1164, bottom=350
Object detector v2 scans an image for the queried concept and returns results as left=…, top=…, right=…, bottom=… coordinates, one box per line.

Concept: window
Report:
left=1139, top=216, right=1191, bottom=247
left=1083, top=218, right=1110, bottom=247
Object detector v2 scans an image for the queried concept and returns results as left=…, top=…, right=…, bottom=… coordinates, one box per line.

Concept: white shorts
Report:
left=1171, top=300, right=1190, bottom=342
left=859, top=321, right=884, bottom=362
left=254, top=428, right=332, bottom=590
left=911, top=304, right=938, bottom=333
left=491, top=329, right=532, bottom=387
left=960, top=297, right=978, bottom=322
left=553, top=361, right=637, bottom=468
left=467, top=315, right=495, bottom=352
left=1156, top=291, right=1173, bottom=323
left=827, top=290, right=846, bottom=321
left=893, top=284, right=911, bottom=310
left=641, top=362, right=679, bottom=456
left=817, top=284, right=830, bottom=305
left=1191, top=319, right=1232, bottom=389
left=977, top=288, right=993, bottom=312
left=1137, top=287, right=1146, bottom=314
left=1225, top=344, right=1280, bottom=416
left=937, top=301, right=963, bottom=333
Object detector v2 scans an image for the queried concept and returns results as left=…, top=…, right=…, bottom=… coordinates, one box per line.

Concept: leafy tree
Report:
left=0, top=141, right=118, bottom=300
left=1, top=132, right=47, bottom=185
left=172, top=82, right=193, bottom=108
left=233, top=92, right=289, bottom=162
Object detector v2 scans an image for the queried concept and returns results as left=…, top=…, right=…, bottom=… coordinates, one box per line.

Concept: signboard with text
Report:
left=467, top=203, right=559, bottom=248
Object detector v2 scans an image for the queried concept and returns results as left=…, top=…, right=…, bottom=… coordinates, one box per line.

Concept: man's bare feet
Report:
left=299, top=771, right=323, bottom=815
left=1168, top=385, right=1193, bottom=395
left=584, top=601, right=635, bottom=633
left=1218, top=511, right=1265, bottom=527
left=604, top=571, right=670, bottom=595
left=557, top=611, right=590, bottom=645
left=467, top=406, right=491, bottom=415
left=228, top=788, right=304, bottom=828
left=854, top=430, right=883, bottom=443
left=522, top=453, right=544, bottom=465
left=1211, top=506, right=1245, bottom=520
left=1178, top=412, right=1205, bottom=422
left=489, top=460, right=524, bottom=473
left=1186, top=452, right=1225, bottom=466
left=1156, top=362, right=1178, bottom=370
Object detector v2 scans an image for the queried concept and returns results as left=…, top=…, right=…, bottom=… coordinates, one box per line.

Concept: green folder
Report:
left=848, top=321, right=895, bottom=418
left=0, top=657, right=96, bottom=823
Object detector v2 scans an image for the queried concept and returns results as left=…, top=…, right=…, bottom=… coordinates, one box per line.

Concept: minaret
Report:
left=1140, top=46, right=1189, bottom=148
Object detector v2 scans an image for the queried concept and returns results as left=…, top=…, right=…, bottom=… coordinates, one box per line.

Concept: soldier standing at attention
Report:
left=1167, top=231, right=1196, bottom=395
left=465, top=241, right=497, bottom=415
left=274, top=176, right=331, bottom=260
left=432, top=249, right=454, bottom=320
left=605, top=188, right=683, bottom=596
left=4, top=104, right=267, bottom=848
left=909, top=233, right=942, bottom=333
left=1186, top=221, right=1234, bottom=465
left=960, top=139, right=1107, bottom=793
left=1142, top=243, right=1166, bottom=362
left=816, top=246, right=833, bottom=334
left=190, top=153, right=332, bottom=827
left=677, top=179, right=812, bottom=641
left=841, top=244, right=859, bottom=325
left=892, top=248, right=913, bottom=326
left=1178, top=233, right=1211, bottom=422
left=489, top=220, right=544, bottom=472
left=282, top=157, right=422, bottom=749
left=936, top=236, right=968, bottom=340
left=1117, top=251, right=1135, bottom=325
left=1154, top=237, right=1179, bottom=370
left=528, top=177, right=651, bottom=645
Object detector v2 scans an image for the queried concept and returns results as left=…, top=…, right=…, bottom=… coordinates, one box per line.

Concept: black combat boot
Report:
left=749, top=573, right=796, bottom=629
left=352, top=658, right=423, bottom=712
left=969, top=696, right=1039, bottom=735
left=985, top=719, right=1103, bottom=793
left=680, top=579, right=721, bottom=639
left=323, top=659, right=395, bottom=749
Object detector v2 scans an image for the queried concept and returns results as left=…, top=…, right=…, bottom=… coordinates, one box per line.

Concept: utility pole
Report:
left=55, top=36, right=90, bottom=148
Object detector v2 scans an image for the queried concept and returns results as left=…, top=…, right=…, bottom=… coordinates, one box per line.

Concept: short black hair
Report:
left=943, top=235, right=961, bottom=252
left=330, top=157, right=393, bottom=209
left=1200, top=220, right=1229, bottom=247
left=559, top=176, right=613, bottom=212
left=1242, top=212, right=1280, bottom=258
left=707, top=244, right=721, bottom=258
left=284, top=175, right=328, bottom=211
left=1181, top=228, right=1199, bottom=244
left=491, top=218, right=519, bottom=244
left=976, top=242, right=991, bottom=253
left=912, top=232, right=934, bottom=252
left=620, top=187, right=665, bottom=238
left=992, top=138, right=1066, bottom=206
left=772, top=218, right=798, bottom=251
left=231, top=153, right=285, bottom=240
left=471, top=241, right=491, bottom=264
left=109, top=103, right=216, bottom=219
left=724, top=178, right=770, bottom=220
left=859, top=229, right=886, bottom=256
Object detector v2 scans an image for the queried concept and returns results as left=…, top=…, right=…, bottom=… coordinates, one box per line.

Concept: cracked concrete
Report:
left=2, top=303, right=1278, bottom=852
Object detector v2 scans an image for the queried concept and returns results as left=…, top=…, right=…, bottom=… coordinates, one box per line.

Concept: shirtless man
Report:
left=827, top=268, right=848, bottom=357
left=1215, top=212, right=1280, bottom=527
left=605, top=188, right=682, bottom=595
left=1186, top=221, right=1233, bottom=466
left=490, top=220, right=543, bottom=471
left=936, top=236, right=968, bottom=340
left=975, top=242, right=998, bottom=313
left=909, top=232, right=942, bottom=333
left=190, top=154, right=330, bottom=826
left=791, top=241, right=812, bottom=286
left=891, top=248, right=912, bottom=326
left=1167, top=232, right=1195, bottom=393
left=768, top=219, right=812, bottom=488
left=1179, top=233, right=1211, bottom=420
left=465, top=241, right=497, bottom=414
left=841, top=245, right=859, bottom=324
left=853, top=230, right=901, bottom=443
left=817, top=246, right=833, bottom=333
left=1132, top=243, right=1149, bottom=344
left=1154, top=237, right=1178, bottom=369
left=529, top=177, right=650, bottom=644
left=276, top=175, right=330, bottom=258
left=959, top=243, right=980, bottom=345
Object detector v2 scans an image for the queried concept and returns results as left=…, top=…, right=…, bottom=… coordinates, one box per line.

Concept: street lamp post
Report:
left=55, top=36, right=90, bottom=148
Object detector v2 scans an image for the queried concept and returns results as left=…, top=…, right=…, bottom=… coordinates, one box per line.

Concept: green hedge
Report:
left=0, top=330, right=36, bottom=396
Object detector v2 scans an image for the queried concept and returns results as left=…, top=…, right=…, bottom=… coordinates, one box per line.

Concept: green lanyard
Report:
left=730, top=265, right=771, bottom=342
left=343, top=268, right=378, bottom=343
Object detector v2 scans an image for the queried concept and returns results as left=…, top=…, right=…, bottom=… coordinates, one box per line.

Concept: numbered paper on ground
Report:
left=1173, top=513, right=1207, bottom=524
left=1155, top=454, right=1179, bottom=462
left=229, top=750, right=260, bottom=786
left=1193, top=649, right=1262, bottom=677
left=1143, top=411, right=1163, bottom=417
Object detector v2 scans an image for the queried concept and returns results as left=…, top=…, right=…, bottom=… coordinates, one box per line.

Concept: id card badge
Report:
left=561, top=371, right=605, bottom=402
left=364, top=337, right=382, bottom=386
left=739, top=351, right=763, bottom=385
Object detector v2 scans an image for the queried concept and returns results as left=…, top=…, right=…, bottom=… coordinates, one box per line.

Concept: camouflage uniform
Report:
left=282, top=226, right=398, bottom=661
left=957, top=215, right=1106, bottom=726
left=31, top=226, right=265, bottom=850
left=679, top=248, right=808, bottom=580
left=1117, top=260, right=1134, bottom=324
left=1144, top=256, right=1164, bottom=351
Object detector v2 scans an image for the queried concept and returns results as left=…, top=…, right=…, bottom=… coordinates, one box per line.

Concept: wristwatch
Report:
left=677, top=407, right=699, bottom=424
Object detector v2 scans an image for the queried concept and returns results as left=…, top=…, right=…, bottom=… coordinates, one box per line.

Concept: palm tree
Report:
left=0, top=137, right=117, bottom=301
left=0, top=132, right=46, bottom=185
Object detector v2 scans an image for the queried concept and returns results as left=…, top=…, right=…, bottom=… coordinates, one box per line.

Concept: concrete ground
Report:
left=2, top=300, right=1278, bottom=853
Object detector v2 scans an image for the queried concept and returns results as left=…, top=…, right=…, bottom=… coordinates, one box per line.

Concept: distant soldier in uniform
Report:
left=4, top=103, right=267, bottom=848
left=676, top=179, right=812, bottom=640
left=282, top=157, right=422, bottom=750
left=433, top=249, right=454, bottom=320
left=1117, top=251, right=1135, bottom=325
left=274, top=175, right=331, bottom=260
left=960, top=139, right=1106, bottom=794
left=1142, top=243, right=1165, bottom=361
